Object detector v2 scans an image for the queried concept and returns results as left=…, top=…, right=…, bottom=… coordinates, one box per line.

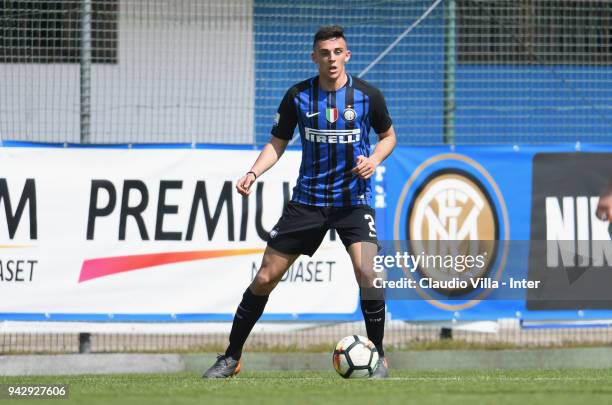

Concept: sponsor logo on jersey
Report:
left=304, top=128, right=361, bottom=144
left=326, top=108, right=338, bottom=123
left=343, top=107, right=357, bottom=122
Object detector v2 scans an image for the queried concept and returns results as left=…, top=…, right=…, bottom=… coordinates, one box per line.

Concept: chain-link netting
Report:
left=3, top=321, right=612, bottom=354
left=2, top=1, right=611, bottom=144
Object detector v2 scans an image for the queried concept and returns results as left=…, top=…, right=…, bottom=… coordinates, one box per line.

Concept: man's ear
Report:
left=311, top=51, right=316, bottom=64
left=345, top=50, right=351, bottom=62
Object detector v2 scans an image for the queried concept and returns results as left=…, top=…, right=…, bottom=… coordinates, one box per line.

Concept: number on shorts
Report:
left=364, top=214, right=376, bottom=238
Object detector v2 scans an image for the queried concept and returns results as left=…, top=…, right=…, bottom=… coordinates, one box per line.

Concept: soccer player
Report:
left=203, top=25, right=397, bottom=378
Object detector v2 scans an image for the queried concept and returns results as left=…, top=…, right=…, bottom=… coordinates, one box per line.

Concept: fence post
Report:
left=79, top=332, right=92, bottom=353
left=80, top=0, right=92, bottom=144
left=443, top=0, right=457, bottom=145
left=440, top=327, right=453, bottom=340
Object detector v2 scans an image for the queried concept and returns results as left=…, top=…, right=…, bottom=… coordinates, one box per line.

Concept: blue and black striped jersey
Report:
left=271, top=74, right=392, bottom=207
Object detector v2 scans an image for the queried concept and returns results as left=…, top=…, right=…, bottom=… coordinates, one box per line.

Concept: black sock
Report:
left=360, top=297, right=386, bottom=358
left=225, top=287, right=269, bottom=360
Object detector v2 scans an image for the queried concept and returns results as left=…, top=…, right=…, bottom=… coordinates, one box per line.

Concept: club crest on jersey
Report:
left=269, top=227, right=279, bottom=239
left=326, top=108, right=338, bottom=123
left=343, top=107, right=357, bottom=122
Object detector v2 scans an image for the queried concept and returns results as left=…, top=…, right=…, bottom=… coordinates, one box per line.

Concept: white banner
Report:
left=0, top=147, right=358, bottom=318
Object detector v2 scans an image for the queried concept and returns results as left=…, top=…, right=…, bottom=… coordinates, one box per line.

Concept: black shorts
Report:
left=267, top=202, right=378, bottom=257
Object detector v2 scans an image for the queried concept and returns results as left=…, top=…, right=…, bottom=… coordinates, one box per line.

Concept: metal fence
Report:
left=2, top=0, right=611, bottom=145
left=3, top=320, right=612, bottom=354
left=1, top=0, right=254, bottom=144
left=2, top=0, right=612, bottom=355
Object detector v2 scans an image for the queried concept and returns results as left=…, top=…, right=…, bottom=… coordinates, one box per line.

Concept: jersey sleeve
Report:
left=270, top=88, right=298, bottom=140
left=369, top=88, right=392, bottom=134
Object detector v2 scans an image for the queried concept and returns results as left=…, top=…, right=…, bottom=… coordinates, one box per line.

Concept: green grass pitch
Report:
left=2, top=369, right=612, bottom=405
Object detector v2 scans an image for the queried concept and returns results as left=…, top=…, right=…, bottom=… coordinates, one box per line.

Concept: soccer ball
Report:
left=332, top=335, right=379, bottom=378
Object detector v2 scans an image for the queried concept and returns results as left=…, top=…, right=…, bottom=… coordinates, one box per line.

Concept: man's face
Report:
left=311, top=37, right=351, bottom=82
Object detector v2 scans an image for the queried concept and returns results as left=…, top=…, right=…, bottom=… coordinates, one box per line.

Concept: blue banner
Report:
left=378, top=144, right=612, bottom=320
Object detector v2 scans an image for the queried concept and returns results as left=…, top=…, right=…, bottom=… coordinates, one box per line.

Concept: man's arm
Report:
left=351, top=126, right=397, bottom=179
left=236, top=136, right=290, bottom=196
left=596, top=177, right=612, bottom=222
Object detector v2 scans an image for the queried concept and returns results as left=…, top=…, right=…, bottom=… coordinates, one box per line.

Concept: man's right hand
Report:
left=236, top=172, right=257, bottom=196
left=596, top=182, right=612, bottom=222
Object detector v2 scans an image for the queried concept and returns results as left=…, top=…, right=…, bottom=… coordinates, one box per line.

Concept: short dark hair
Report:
left=313, top=25, right=346, bottom=49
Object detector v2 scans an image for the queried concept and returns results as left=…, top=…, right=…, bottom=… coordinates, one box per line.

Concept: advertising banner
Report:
left=528, top=153, right=612, bottom=310
left=1, top=144, right=611, bottom=321
left=381, top=145, right=612, bottom=320
left=0, top=147, right=359, bottom=321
